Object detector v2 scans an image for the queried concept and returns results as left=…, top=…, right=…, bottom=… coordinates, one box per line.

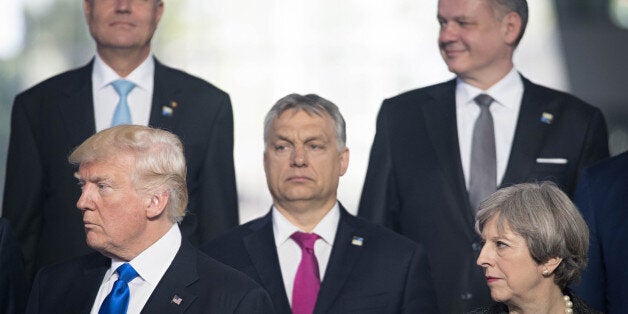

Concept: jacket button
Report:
left=472, top=242, right=482, bottom=252
left=460, top=293, right=473, bottom=300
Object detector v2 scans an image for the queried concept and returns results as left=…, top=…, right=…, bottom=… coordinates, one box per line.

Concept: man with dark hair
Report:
left=359, top=0, right=609, bottom=311
left=4, top=0, right=238, bottom=284
left=203, top=94, right=438, bottom=313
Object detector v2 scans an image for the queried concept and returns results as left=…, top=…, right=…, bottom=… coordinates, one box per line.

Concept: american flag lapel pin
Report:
left=540, top=112, right=553, bottom=124
left=351, top=236, right=364, bottom=246
left=171, top=294, right=183, bottom=305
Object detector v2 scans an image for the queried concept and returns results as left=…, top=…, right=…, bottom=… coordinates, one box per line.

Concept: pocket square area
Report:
left=536, top=158, right=568, bottom=164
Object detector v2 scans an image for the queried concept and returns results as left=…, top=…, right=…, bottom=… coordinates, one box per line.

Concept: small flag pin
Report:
left=351, top=236, right=364, bottom=246
left=162, top=106, right=174, bottom=117
left=540, top=112, right=553, bottom=124
left=171, top=294, right=183, bottom=305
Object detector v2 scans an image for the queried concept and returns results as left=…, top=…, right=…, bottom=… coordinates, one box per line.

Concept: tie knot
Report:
left=291, top=232, right=319, bottom=250
left=112, top=79, right=136, bottom=97
left=474, top=94, right=494, bottom=108
left=116, top=263, right=138, bottom=283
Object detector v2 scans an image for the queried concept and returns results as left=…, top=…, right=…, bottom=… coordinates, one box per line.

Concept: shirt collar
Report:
left=272, top=202, right=340, bottom=247
left=107, top=223, right=181, bottom=286
left=92, top=53, right=155, bottom=92
left=456, top=67, right=522, bottom=110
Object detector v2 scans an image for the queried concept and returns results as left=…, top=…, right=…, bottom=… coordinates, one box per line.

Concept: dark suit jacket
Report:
left=358, top=76, right=609, bottom=312
left=3, top=58, right=238, bottom=283
left=0, top=218, right=27, bottom=314
left=26, top=238, right=274, bottom=313
left=201, top=204, right=438, bottom=314
left=572, top=151, right=628, bottom=314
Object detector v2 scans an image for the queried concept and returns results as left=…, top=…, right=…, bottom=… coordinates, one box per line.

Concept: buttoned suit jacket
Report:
left=358, top=76, right=609, bottom=312
left=201, top=204, right=438, bottom=314
left=572, top=151, right=628, bottom=314
left=25, top=238, right=274, bottom=314
left=3, top=58, right=238, bottom=283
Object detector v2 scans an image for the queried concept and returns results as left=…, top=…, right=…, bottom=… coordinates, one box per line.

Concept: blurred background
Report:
left=0, top=0, right=626, bottom=221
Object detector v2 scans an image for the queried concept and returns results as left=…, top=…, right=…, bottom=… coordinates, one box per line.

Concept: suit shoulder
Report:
left=15, top=65, right=89, bottom=101
left=582, top=150, right=628, bottom=181
left=384, top=80, right=454, bottom=104
left=157, top=63, right=229, bottom=99
left=34, top=252, right=106, bottom=283
left=196, top=251, right=262, bottom=291
left=348, top=214, right=419, bottom=251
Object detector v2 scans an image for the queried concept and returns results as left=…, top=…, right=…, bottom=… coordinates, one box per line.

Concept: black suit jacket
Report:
left=26, top=237, right=274, bottom=313
left=202, top=204, right=438, bottom=314
left=3, top=58, right=238, bottom=283
left=358, top=76, right=609, bottom=312
left=572, top=151, right=628, bottom=314
left=0, top=218, right=27, bottom=314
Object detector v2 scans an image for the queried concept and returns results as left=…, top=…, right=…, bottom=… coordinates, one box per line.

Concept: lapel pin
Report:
left=351, top=236, right=364, bottom=246
left=171, top=294, right=183, bottom=305
left=162, top=106, right=174, bottom=117
left=540, top=112, right=553, bottom=124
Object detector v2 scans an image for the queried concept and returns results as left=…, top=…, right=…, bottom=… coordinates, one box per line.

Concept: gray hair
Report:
left=475, top=182, right=588, bottom=288
left=263, top=93, right=346, bottom=150
left=69, top=125, right=187, bottom=223
left=489, top=0, right=528, bottom=46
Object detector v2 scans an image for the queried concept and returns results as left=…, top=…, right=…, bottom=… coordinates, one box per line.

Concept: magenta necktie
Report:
left=291, top=231, right=320, bottom=314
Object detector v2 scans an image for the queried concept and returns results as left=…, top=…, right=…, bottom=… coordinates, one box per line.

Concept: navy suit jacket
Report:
left=572, top=151, right=628, bottom=314
left=26, top=238, right=274, bottom=313
left=3, top=58, right=238, bottom=283
left=201, top=204, right=438, bottom=313
left=358, top=76, right=609, bottom=312
left=0, top=218, right=27, bottom=314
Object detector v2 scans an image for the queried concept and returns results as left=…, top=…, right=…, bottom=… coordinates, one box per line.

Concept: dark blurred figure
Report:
left=3, top=0, right=238, bottom=286
left=572, top=151, right=628, bottom=314
left=0, top=218, right=26, bottom=314
left=359, top=0, right=609, bottom=312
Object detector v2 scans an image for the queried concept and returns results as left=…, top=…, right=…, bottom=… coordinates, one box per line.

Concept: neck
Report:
left=274, top=199, right=336, bottom=232
left=507, top=285, right=565, bottom=314
left=97, top=46, right=151, bottom=77
left=106, top=220, right=174, bottom=261
left=460, top=60, right=514, bottom=91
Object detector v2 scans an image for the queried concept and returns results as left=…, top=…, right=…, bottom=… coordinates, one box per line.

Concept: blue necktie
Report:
left=110, top=80, right=136, bottom=126
left=99, top=263, right=139, bottom=314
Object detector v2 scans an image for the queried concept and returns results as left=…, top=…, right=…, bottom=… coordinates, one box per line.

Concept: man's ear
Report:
left=501, top=12, right=523, bottom=46
left=146, top=189, right=169, bottom=220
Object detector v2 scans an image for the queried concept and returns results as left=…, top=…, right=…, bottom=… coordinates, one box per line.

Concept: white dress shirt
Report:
left=90, top=224, right=182, bottom=314
left=456, top=67, right=523, bottom=187
left=92, top=53, right=155, bottom=132
left=273, top=203, right=339, bottom=306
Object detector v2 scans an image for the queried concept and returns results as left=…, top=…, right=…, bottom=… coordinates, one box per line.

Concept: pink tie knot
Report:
left=291, top=231, right=319, bottom=251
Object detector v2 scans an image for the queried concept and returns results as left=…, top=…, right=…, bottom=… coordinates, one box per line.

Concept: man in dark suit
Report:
left=26, top=126, right=273, bottom=314
left=572, top=151, right=628, bottom=314
left=358, top=0, right=609, bottom=312
left=202, top=94, right=438, bottom=314
left=3, top=0, right=237, bottom=284
left=0, top=218, right=26, bottom=314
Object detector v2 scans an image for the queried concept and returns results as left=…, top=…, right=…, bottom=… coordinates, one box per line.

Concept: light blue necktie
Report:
left=110, top=80, right=136, bottom=126
left=99, top=263, right=139, bottom=314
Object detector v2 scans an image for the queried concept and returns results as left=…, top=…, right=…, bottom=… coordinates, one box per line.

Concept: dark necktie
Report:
left=469, top=94, right=496, bottom=212
left=99, top=263, right=139, bottom=314
left=291, top=231, right=320, bottom=314
left=110, top=79, right=136, bottom=126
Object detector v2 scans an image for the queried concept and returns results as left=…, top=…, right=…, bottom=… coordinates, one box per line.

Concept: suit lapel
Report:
left=149, top=59, right=177, bottom=131
left=501, top=76, right=555, bottom=187
left=63, top=253, right=109, bottom=313
left=243, top=213, right=292, bottom=314
left=57, top=61, right=96, bottom=146
left=314, top=205, right=363, bottom=314
left=421, top=80, right=476, bottom=234
left=141, top=239, right=198, bottom=313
